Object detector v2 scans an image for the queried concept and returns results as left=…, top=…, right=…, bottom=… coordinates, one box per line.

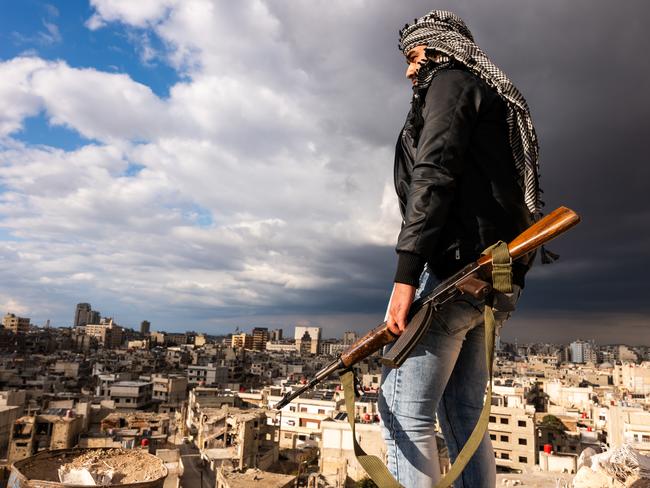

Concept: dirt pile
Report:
left=19, top=448, right=167, bottom=485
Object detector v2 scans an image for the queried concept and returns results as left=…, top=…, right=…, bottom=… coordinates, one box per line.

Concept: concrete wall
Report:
left=539, top=451, right=577, bottom=473
left=320, top=420, right=386, bottom=482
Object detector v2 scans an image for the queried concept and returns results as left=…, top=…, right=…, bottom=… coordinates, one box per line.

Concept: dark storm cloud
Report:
left=259, top=0, right=650, bottom=343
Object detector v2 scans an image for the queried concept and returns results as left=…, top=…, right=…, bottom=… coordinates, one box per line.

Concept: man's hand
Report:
left=386, top=283, right=416, bottom=335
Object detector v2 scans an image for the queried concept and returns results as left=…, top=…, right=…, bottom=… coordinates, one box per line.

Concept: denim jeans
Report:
left=378, top=268, right=520, bottom=487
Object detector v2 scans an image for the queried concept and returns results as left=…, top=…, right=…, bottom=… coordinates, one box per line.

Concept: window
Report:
left=490, top=434, right=496, bottom=441
left=643, top=435, right=650, bottom=443
left=519, top=438, right=527, bottom=445
left=518, top=420, right=526, bottom=427
left=284, top=433, right=292, bottom=439
left=489, top=416, right=496, bottom=423
left=500, top=418, right=509, bottom=425
left=519, top=456, right=528, bottom=463
left=500, top=435, right=509, bottom=442
left=318, top=409, right=325, bottom=415
left=298, top=435, right=306, bottom=441
left=500, top=453, right=509, bottom=460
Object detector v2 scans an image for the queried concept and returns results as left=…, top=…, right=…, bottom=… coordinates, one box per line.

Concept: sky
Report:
left=0, top=0, right=648, bottom=344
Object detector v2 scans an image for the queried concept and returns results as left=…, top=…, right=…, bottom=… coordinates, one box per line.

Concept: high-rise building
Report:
left=252, top=327, right=269, bottom=350
left=270, top=328, right=283, bottom=341
left=74, top=303, right=91, bottom=327
left=343, top=331, right=358, bottom=346
left=74, top=303, right=100, bottom=326
left=570, top=340, right=596, bottom=363
left=2, top=314, right=30, bottom=334
left=88, top=310, right=100, bottom=325
left=295, top=326, right=321, bottom=355
left=231, top=333, right=253, bottom=349
left=140, top=320, right=151, bottom=335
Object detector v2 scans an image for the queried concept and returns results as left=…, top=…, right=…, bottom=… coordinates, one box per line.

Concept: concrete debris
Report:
left=58, top=467, right=114, bottom=486
left=20, top=448, right=166, bottom=484
left=573, top=445, right=650, bottom=488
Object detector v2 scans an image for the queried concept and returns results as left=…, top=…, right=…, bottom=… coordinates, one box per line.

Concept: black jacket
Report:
left=393, top=68, right=533, bottom=287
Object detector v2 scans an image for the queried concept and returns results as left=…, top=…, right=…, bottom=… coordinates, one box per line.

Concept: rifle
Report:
left=274, top=206, right=580, bottom=410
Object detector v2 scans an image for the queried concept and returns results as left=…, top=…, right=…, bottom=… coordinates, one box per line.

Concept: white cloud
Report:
left=0, top=0, right=410, bottom=331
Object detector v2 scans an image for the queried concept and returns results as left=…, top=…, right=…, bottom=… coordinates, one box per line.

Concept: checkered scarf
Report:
left=399, top=10, right=542, bottom=216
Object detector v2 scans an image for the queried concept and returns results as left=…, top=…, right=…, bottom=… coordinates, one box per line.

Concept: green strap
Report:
left=340, top=370, right=403, bottom=488
left=485, top=240, right=513, bottom=294
left=342, top=241, right=511, bottom=488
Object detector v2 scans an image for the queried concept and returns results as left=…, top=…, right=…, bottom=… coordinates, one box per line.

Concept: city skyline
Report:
left=0, top=1, right=648, bottom=343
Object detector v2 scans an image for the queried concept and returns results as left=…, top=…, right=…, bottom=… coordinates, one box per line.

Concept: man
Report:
left=378, top=10, right=541, bottom=487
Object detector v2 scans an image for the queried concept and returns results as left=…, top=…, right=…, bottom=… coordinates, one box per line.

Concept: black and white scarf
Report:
left=399, top=10, right=543, bottom=217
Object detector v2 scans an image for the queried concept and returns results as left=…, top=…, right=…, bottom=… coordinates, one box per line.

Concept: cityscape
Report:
left=0, top=302, right=648, bottom=487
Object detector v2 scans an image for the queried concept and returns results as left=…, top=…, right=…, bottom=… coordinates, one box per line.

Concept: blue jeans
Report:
left=379, top=268, right=520, bottom=487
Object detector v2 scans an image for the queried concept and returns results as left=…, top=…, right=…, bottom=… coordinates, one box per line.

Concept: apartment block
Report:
left=488, top=397, right=537, bottom=471
left=2, top=314, right=30, bottom=334
left=110, top=381, right=153, bottom=409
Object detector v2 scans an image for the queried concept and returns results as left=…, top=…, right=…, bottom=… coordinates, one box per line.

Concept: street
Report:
left=179, top=442, right=215, bottom=488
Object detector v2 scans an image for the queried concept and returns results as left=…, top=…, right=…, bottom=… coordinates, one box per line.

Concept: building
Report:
left=607, top=405, right=650, bottom=454
left=216, top=469, right=295, bottom=488
left=569, top=340, right=596, bottom=364
left=231, top=333, right=253, bottom=349
left=614, top=362, right=650, bottom=395
left=140, top=320, right=151, bottom=335
left=342, top=331, right=358, bottom=346
left=8, top=412, right=84, bottom=462
left=74, top=303, right=100, bottom=327
left=2, top=314, right=30, bottom=334
left=187, top=364, right=229, bottom=386
left=152, top=374, right=188, bottom=408
left=110, top=381, right=153, bottom=409
left=488, top=389, right=537, bottom=471
left=270, top=328, right=283, bottom=341
left=0, top=403, right=23, bottom=457
left=320, top=420, right=386, bottom=482
left=265, top=341, right=296, bottom=352
left=82, top=318, right=124, bottom=348
left=294, top=326, right=321, bottom=355
left=251, top=327, right=269, bottom=351
left=197, top=408, right=278, bottom=472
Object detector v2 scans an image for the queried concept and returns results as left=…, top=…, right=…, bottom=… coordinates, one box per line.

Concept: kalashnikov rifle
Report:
left=275, top=206, right=580, bottom=410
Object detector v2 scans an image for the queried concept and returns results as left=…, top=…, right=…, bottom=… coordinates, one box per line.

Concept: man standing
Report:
left=378, top=10, right=541, bottom=487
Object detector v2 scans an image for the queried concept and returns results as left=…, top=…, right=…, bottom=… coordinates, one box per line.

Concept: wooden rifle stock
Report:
left=479, top=206, right=580, bottom=266
left=275, top=207, right=580, bottom=410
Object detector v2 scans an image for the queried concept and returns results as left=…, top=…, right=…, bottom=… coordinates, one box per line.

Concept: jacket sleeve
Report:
left=394, top=70, right=481, bottom=286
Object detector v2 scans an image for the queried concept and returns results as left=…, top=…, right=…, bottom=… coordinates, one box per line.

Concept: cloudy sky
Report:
left=0, top=0, right=648, bottom=344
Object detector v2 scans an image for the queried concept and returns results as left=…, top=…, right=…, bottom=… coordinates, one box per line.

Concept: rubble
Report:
left=18, top=448, right=167, bottom=485
left=573, top=445, right=650, bottom=488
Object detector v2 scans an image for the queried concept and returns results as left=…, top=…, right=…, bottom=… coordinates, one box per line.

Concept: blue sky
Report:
left=0, top=1, right=648, bottom=344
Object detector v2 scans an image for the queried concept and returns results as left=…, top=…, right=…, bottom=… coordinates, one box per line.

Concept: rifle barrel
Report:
left=275, top=358, right=344, bottom=410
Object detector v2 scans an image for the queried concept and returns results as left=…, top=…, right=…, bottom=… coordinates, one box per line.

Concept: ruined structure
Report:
left=8, top=411, right=84, bottom=462
left=196, top=407, right=278, bottom=472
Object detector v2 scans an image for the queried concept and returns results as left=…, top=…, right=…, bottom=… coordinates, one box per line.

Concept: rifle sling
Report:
left=340, top=370, right=402, bottom=488
left=340, top=240, right=511, bottom=488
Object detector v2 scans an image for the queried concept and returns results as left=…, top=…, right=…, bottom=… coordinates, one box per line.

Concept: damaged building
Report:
left=197, top=407, right=279, bottom=472
left=8, top=410, right=84, bottom=462
left=78, top=411, right=172, bottom=450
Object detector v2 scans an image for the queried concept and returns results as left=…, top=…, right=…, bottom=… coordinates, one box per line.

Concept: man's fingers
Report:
left=386, top=315, right=402, bottom=335
left=395, top=313, right=408, bottom=333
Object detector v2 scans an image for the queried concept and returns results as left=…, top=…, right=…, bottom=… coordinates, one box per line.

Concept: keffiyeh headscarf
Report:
left=399, top=10, right=543, bottom=217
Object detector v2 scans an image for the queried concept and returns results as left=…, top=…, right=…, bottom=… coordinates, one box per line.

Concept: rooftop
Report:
left=219, top=468, right=295, bottom=488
